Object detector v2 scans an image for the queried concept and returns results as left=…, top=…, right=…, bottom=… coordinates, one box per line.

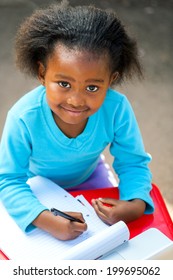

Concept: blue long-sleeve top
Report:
left=0, top=85, right=154, bottom=232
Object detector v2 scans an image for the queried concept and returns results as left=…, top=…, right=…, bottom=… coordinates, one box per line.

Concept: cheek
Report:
left=89, top=93, right=106, bottom=111
left=46, top=86, right=63, bottom=105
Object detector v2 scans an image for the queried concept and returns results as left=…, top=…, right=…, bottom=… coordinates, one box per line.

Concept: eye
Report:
left=58, top=81, right=71, bottom=88
left=86, top=85, right=99, bottom=92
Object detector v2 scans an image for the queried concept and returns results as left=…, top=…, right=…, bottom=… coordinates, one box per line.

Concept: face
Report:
left=38, top=44, right=118, bottom=137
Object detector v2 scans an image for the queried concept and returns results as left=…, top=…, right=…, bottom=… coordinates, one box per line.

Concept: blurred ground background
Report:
left=0, top=0, right=172, bottom=218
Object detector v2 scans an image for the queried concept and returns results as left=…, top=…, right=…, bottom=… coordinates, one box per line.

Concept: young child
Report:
left=0, top=2, right=154, bottom=241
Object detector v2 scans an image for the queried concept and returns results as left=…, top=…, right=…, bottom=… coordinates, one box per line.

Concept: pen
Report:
left=50, top=208, right=84, bottom=223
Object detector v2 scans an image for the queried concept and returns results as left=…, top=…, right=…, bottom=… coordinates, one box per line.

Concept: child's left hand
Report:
left=91, top=198, right=146, bottom=225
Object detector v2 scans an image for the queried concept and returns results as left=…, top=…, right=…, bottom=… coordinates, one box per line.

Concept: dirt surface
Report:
left=0, top=0, right=172, bottom=217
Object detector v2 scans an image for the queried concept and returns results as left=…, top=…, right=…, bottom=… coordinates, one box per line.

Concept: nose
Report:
left=67, top=91, right=85, bottom=107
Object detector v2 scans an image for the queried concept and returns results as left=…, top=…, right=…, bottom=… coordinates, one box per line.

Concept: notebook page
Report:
left=28, top=176, right=109, bottom=234
left=75, top=195, right=95, bottom=213
left=0, top=202, right=95, bottom=259
left=28, top=176, right=86, bottom=211
left=0, top=176, right=108, bottom=259
left=0, top=202, right=89, bottom=260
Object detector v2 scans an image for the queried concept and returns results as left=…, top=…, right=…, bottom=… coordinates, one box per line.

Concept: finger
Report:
left=70, top=220, right=88, bottom=232
left=67, top=230, right=84, bottom=240
left=93, top=200, right=120, bottom=225
left=75, top=221, right=88, bottom=232
left=98, top=197, right=119, bottom=206
left=94, top=199, right=112, bottom=216
left=92, top=200, right=109, bottom=222
left=65, top=211, right=86, bottom=223
left=72, top=230, right=85, bottom=239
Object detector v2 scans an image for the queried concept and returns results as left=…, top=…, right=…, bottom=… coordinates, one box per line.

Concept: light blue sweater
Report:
left=0, top=86, right=154, bottom=232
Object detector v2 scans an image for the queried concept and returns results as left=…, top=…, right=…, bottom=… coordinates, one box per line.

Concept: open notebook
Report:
left=0, top=176, right=129, bottom=260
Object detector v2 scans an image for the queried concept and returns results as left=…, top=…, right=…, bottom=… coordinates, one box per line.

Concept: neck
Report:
left=53, top=113, right=88, bottom=138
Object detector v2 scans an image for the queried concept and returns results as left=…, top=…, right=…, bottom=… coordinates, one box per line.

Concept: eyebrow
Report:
left=54, top=74, right=105, bottom=83
left=85, top=79, right=104, bottom=83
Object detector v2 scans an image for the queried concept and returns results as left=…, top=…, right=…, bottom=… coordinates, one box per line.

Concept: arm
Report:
left=92, top=96, right=154, bottom=224
left=0, top=111, right=47, bottom=232
left=0, top=112, right=87, bottom=239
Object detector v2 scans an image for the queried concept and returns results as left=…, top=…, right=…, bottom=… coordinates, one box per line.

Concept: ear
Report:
left=110, top=72, right=119, bottom=85
left=37, top=62, right=46, bottom=86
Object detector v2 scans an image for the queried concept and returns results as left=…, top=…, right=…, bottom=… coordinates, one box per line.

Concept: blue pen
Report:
left=51, top=208, right=84, bottom=223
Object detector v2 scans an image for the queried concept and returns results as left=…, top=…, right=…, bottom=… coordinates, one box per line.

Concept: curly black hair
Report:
left=15, top=1, right=143, bottom=84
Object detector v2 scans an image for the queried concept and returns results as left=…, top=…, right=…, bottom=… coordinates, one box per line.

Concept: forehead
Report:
left=47, top=43, right=111, bottom=72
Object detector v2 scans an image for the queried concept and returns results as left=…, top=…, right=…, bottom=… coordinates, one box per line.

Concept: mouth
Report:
left=60, top=105, right=89, bottom=115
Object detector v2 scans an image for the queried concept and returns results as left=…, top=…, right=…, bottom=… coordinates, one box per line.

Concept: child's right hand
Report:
left=32, top=210, right=87, bottom=240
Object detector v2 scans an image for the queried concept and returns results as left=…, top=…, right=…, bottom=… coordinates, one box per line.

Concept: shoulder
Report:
left=100, top=88, right=136, bottom=131
left=103, top=87, right=130, bottom=113
left=9, top=85, right=46, bottom=118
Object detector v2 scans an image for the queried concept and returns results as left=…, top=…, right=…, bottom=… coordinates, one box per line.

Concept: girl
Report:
left=0, top=2, right=154, bottom=240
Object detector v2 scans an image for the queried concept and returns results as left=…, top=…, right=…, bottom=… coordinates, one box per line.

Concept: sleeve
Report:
left=110, top=96, right=154, bottom=214
left=0, top=111, right=48, bottom=232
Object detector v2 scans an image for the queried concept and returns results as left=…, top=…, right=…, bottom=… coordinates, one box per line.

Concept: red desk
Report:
left=0, top=184, right=173, bottom=260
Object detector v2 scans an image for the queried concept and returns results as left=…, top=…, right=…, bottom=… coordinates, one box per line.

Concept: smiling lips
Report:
left=60, top=105, right=89, bottom=116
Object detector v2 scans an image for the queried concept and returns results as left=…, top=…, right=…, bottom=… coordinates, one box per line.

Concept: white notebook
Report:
left=0, top=176, right=129, bottom=260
